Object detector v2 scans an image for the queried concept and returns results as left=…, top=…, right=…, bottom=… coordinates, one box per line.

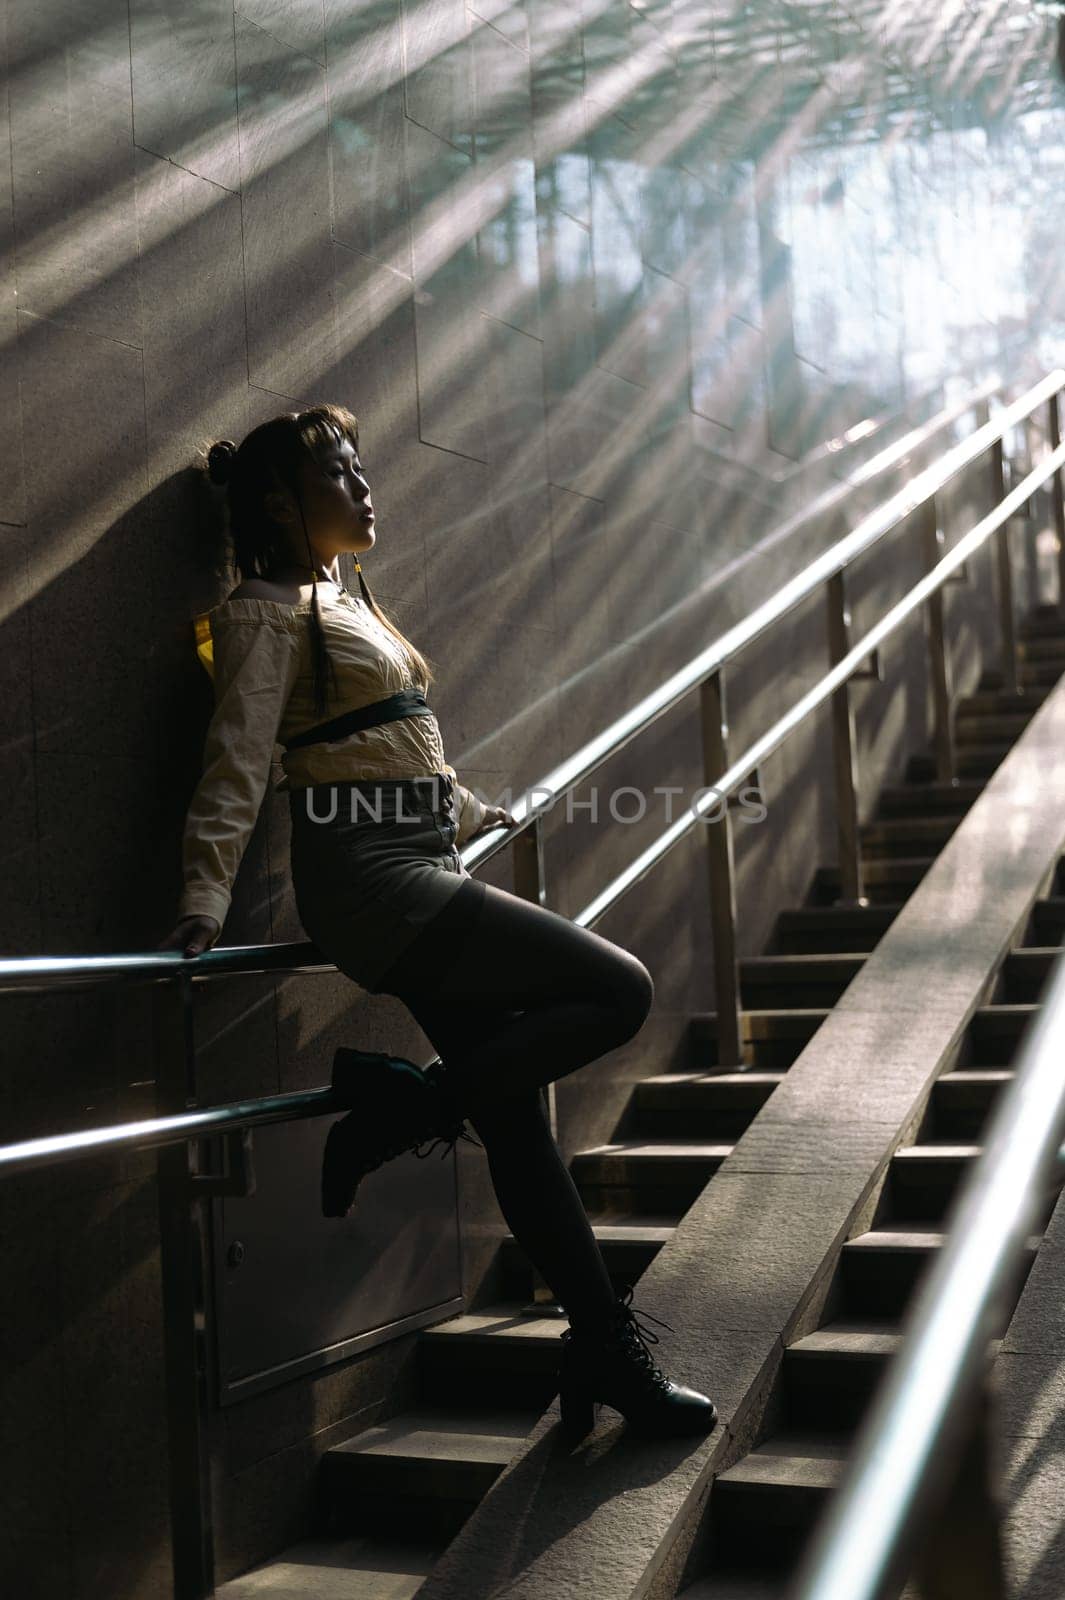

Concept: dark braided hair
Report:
left=200, top=404, right=434, bottom=719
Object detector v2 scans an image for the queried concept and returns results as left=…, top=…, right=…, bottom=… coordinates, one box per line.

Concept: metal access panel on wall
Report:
left=211, top=1108, right=464, bottom=1404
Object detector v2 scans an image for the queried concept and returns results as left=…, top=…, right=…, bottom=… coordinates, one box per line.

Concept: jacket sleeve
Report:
left=443, top=762, right=488, bottom=849
left=179, top=614, right=302, bottom=928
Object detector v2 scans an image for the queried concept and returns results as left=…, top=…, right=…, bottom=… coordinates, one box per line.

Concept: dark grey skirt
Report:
left=288, top=774, right=485, bottom=995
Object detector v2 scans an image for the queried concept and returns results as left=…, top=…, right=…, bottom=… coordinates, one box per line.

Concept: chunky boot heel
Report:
left=321, top=1052, right=481, bottom=1219
left=557, top=1285, right=718, bottom=1439
left=322, top=1114, right=367, bottom=1219
left=558, top=1384, right=597, bottom=1440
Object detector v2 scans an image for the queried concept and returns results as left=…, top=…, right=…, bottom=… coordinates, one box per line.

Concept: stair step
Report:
left=998, top=947, right=1060, bottom=1002
left=631, top=1071, right=784, bottom=1139
left=501, top=1215, right=676, bottom=1294
left=214, top=1534, right=445, bottom=1598
left=931, top=1069, right=1013, bottom=1138
left=811, top=857, right=935, bottom=905
left=634, top=1071, right=786, bottom=1106
left=953, top=710, right=1036, bottom=742
left=709, top=1432, right=853, bottom=1569
left=981, top=660, right=1065, bottom=688
left=771, top=903, right=901, bottom=954
left=891, top=1150, right=1065, bottom=1229
left=1019, top=605, right=1065, bottom=638
left=906, top=743, right=1011, bottom=781
left=1018, top=634, right=1065, bottom=660
left=572, top=1141, right=732, bottom=1209
left=418, top=1306, right=566, bottom=1407
left=968, top=1002, right=1040, bottom=1064
left=892, top=1141, right=983, bottom=1160
left=785, top=1313, right=1010, bottom=1434
left=738, top=954, right=865, bottom=1007
left=933, top=1068, right=1013, bottom=1100
left=956, top=686, right=1049, bottom=714
left=840, top=1224, right=947, bottom=1317
left=1028, top=896, right=1065, bottom=945
left=691, top=1009, right=831, bottom=1039
left=782, top=1321, right=901, bottom=1431
left=689, top=1009, right=831, bottom=1070
left=585, top=1215, right=679, bottom=1246
left=844, top=1223, right=948, bottom=1251
left=788, top=1322, right=902, bottom=1358
left=717, top=1432, right=850, bottom=1494
left=322, top=1407, right=537, bottom=1535
left=858, top=815, right=961, bottom=855
left=573, top=1141, right=734, bottom=1175
left=887, top=1142, right=981, bottom=1220
left=875, top=779, right=984, bottom=817
left=420, top=1307, right=568, bottom=1351
left=839, top=1219, right=1042, bottom=1320
left=679, top=1574, right=785, bottom=1600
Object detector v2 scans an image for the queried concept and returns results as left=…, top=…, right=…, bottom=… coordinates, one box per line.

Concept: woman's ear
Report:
left=264, top=488, right=297, bottom=525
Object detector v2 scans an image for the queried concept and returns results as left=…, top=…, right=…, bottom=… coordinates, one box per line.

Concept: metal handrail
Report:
left=4, top=432, right=1063, bottom=1179
left=0, top=372, right=1053, bottom=1004
left=788, top=947, right=1065, bottom=1600
left=0, top=940, right=341, bottom=994
left=457, top=368, right=1065, bottom=873
left=0, top=371, right=1055, bottom=1126
left=575, top=436, right=1065, bottom=928
left=0, top=1084, right=347, bottom=1176
left=4, top=370, right=1061, bottom=1600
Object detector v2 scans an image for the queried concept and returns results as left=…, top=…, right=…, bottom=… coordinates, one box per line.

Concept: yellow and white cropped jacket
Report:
left=179, top=593, right=486, bottom=928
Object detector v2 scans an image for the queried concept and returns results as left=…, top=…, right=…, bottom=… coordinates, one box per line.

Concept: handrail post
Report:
left=512, top=812, right=564, bottom=1313
left=825, top=571, right=867, bottom=906
left=909, top=1372, right=1008, bottom=1599
left=700, top=669, right=744, bottom=1069
left=512, top=809, right=547, bottom=910
left=1048, top=393, right=1065, bottom=613
left=920, top=495, right=957, bottom=782
left=990, top=436, right=1021, bottom=695
left=1019, top=409, right=1034, bottom=523
left=152, top=973, right=216, bottom=1600
left=512, top=812, right=553, bottom=1142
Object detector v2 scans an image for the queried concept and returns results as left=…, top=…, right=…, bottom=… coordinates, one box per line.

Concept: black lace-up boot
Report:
left=322, top=1047, right=481, bottom=1219
left=557, top=1283, right=718, bottom=1439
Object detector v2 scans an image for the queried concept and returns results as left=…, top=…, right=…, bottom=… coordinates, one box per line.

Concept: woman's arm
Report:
left=179, top=612, right=302, bottom=929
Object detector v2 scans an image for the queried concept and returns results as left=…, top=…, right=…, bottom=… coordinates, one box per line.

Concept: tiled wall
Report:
left=3, top=2, right=1065, bottom=1593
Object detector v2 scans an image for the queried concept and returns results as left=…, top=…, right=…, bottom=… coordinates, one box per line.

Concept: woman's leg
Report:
left=386, top=881, right=655, bottom=1118
left=384, top=882, right=655, bottom=1330
left=466, top=1085, right=617, bottom=1332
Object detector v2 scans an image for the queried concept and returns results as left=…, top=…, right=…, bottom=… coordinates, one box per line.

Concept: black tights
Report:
left=378, top=879, right=654, bottom=1332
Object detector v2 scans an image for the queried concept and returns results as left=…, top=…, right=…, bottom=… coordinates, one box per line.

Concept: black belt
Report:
left=284, top=687, right=436, bottom=752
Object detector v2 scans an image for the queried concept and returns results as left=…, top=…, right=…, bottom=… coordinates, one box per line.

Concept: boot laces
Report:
left=611, top=1283, right=675, bottom=1394
left=411, top=1125, right=484, bottom=1160
left=411, top=1061, right=484, bottom=1160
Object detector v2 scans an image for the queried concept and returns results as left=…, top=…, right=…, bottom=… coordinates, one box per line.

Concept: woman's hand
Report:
left=473, top=805, right=517, bottom=836
left=156, top=915, right=222, bottom=959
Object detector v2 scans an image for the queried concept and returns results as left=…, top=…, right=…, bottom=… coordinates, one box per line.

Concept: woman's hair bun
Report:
left=207, top=439, right=237, bottom=486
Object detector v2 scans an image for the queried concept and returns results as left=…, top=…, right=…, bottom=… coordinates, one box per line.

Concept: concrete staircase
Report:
left=674, top=607, right=1065, bottom=1596
left=678, top=988, right=1057, bottom=1593
left=215, top=603, right=1065, bottom=1599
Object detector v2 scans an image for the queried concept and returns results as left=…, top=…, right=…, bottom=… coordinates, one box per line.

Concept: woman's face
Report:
left=286, top=434, right=376, bottom=558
